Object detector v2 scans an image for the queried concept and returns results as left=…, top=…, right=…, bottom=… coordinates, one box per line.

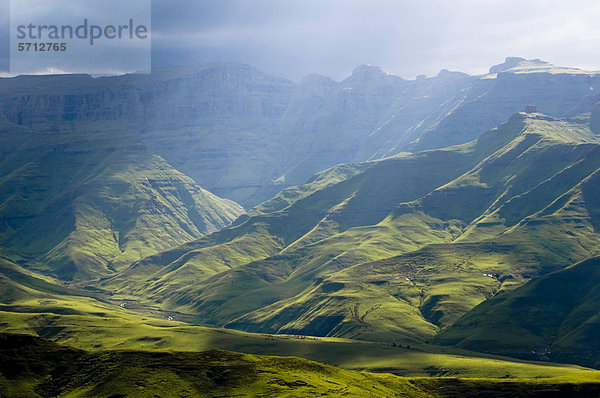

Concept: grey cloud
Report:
left=150, top=0, right=600, bottom=81
left=2, top=0, right=599, bottom=78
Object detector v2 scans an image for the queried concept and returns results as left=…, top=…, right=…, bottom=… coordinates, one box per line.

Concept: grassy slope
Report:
left=97, top=135, right=485, bottom=330
left=0, top=121, right=244, bottom=281
left=436, top=256, right=600, bottom=369
left=248, top=161, right=372, bottom=216
left=3, top=333, right=600, bottom=398
left=221, top=114, right=600, bottom=340
left=96, top=113, right=600, bottom=348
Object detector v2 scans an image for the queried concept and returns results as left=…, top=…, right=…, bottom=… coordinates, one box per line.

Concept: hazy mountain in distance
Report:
left=2, top=58, right=598, bottom=208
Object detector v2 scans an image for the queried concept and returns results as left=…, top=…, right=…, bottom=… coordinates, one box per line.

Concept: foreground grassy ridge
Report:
left=5, top=310, right=594, bottom=380
left=2, top=333, right=600, bottom=398
left=0, top=333, right=423, bottom=398
left=93, top=113, right=600, bottom=350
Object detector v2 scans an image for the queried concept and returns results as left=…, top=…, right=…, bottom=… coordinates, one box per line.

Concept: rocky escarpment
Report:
left=1, top=59, right=599, bottom=206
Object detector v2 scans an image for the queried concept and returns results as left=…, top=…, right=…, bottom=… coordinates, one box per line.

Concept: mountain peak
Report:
left=341, top=64, right=404, bottom=88
left=436, top=69, right=469, bottom=80
left=488, top=57, right=595, bottom=76
left=351, top=64, right=388, bottom=77
left=489, top=57, right=528, bottom=73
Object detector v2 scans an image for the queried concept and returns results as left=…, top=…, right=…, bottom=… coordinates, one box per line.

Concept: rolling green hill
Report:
left=94, top=111, right=600, bottom=351
left=4, top=333, right=600, bottom=398
left=436, top=256, right=600, bottom=368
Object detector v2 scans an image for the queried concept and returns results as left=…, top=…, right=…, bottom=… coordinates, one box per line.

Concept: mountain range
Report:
left=2, top=57, right=599, bottom=208
left=2, top=57, right=600, bottom=394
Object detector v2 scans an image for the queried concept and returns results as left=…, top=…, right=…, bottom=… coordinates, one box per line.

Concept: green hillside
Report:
left=96, top=130, right=486, bottom=331
left=3, top=333, right=600, bottom=398
left=94, top=112, right=600, bottom=350
left=436, top=256, right=600, bottom=368
left=0, top=121, right=244, bottom=281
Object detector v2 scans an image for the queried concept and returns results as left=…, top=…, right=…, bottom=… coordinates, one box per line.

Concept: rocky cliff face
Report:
left=1, top=59, right=599, bottom=207
left=0, top=64, right=295, bottom=124
left=412, top=70, right=600, bottom=151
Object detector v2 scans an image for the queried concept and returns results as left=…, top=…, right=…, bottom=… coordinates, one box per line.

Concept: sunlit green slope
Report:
left=4, top=333, right=600, bottom=398
left=0, top=121, right=244, bottom=281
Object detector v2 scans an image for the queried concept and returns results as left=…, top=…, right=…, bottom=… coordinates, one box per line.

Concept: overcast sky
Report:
left=2, top=0, right=600, bottom=80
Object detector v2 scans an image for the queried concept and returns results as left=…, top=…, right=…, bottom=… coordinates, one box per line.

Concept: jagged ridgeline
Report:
left=1, top=57, right=599, bottom=210
left=3, top=57, right=600, bottom=377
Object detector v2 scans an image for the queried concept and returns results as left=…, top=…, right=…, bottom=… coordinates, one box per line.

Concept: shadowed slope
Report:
left=437, top=256, right=600, bottom=368
left=3, top=333, right=600, bottom=398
